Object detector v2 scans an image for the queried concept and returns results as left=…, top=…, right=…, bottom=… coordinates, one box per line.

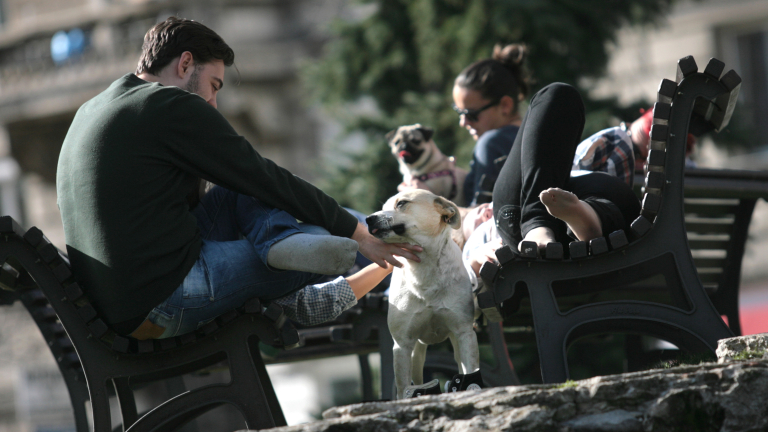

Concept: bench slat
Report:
left=688, top=239, right=730, bottom=250
left=696, top=272, right=722, bottom=284
left=693, top=257, right=727, bottom=268
left=684, top=204, right=739, bottom=216
left=685, top=219, right=736, bottom=234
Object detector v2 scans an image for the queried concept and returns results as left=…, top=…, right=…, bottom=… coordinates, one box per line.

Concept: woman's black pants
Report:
left=492, top=83, right=641, bottom=248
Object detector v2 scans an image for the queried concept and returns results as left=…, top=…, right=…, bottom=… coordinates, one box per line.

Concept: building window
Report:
left=718, top=23, right=768, bottom=147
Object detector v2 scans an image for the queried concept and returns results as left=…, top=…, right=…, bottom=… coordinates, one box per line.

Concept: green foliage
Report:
left=650, top=351, right=717, bottom=370
left=554, top=380, right=579, bottom=389
left=731, top=349, right=766, bottom=361
left=305, top=0, right=673, bottom=213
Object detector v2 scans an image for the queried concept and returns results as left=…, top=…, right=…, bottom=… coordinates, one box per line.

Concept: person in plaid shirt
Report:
left=274, top=261, right=392, bottom=326
left=572, top=108, right=697, bottom=188
left=572, top=122, right=636, bottom=187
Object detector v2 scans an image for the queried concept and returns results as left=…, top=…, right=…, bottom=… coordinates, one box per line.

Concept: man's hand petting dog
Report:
left=352, top=222, right=422, bottom=268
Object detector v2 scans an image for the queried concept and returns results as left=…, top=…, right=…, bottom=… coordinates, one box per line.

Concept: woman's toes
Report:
left=540, top=188, right=579, bottom=219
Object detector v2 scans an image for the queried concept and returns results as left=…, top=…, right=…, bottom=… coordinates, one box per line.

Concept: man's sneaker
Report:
left=444, top=369, right=483, bottom=393
left=267, top=234, right=358, bottom=275
left=403, top=379, right=441, bottom=398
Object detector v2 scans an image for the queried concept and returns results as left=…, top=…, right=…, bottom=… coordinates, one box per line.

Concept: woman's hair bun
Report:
left=492, top=43, right=527, bottom=68
left=491, top=43, right=530, bottom=99
left=454, top=42, right=532, bottom=105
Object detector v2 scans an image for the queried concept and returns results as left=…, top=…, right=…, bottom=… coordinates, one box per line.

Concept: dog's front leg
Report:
left=393, top=340, right=415, bottom=399
left=453, top=330, right=480, bottom=375
left=448, top=334, right=463, bottom=373
left=411, top=341, right=428, bottom=386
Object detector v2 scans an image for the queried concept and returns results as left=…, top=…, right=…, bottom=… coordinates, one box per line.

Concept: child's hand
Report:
left=467, top=239, right=502, bottom=276
left=348, top=262, right=395, bottom=299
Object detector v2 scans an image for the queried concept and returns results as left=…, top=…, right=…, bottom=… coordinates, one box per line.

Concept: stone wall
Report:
left=257, top=336, right=768, bottom=432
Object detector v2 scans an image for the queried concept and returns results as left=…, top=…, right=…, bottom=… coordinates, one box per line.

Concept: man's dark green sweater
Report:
left=57, top=74, right=358, bottom=329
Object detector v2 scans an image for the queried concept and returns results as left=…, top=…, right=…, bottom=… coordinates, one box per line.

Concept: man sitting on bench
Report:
left=56, top=17, right=420, bottom=340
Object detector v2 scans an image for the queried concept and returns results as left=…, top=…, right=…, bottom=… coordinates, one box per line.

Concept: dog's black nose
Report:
left=366, top=214, right=385, bottom=235
left=366, top=214, right=397, bottom=236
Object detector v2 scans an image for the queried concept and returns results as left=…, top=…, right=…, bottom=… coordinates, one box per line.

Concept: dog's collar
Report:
left=414, top=167, right=459, bottom=201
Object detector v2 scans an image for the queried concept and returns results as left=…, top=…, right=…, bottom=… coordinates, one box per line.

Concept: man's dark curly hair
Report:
left=136, top=16, right=235, bottom=75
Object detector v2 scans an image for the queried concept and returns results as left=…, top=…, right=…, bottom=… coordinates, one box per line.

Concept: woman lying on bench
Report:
left=454, top=80, right=640, bottom=270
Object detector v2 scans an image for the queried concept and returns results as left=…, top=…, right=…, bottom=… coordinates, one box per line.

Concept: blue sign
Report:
left=51, top=28, right=86, bottom=63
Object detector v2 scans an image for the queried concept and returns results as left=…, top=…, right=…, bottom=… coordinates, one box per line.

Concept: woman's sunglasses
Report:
left=452, top=100, right=499, bottom=122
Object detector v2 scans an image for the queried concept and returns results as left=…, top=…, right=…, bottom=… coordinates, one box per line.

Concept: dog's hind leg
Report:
left=411, top=341, right=428, bottom=386
left=393, top=340, right=415, bottom=399
left=452, top=331, right=480, bottom=374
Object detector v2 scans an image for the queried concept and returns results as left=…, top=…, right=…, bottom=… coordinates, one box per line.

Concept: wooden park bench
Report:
left=666, top=167, right=768, bottom=337
left=0, top=216, right=300, bottom=432
left=477, top=55, right=746, bottom=383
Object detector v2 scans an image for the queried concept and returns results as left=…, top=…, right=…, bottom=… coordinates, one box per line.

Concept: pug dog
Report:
left=386, top=124, right=468, bottom=208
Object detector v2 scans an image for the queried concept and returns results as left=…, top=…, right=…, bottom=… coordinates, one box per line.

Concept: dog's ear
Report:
left=434, top=196, right=461, bottom=230
left=385, top=129, right=397, bottom=144
left=417, top=126, right=434, bottom=142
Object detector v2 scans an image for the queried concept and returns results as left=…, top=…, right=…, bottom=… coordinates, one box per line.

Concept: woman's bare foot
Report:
left=539, top=188, right=602, bottom=242
left=520, top=226, right=557, bottom=253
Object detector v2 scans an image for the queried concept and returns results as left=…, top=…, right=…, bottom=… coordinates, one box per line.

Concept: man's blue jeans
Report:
left=146, top=186, right=329, bottom=338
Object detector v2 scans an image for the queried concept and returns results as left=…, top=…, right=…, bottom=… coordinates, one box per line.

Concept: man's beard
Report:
left=183, top=65, right=202, bottom=95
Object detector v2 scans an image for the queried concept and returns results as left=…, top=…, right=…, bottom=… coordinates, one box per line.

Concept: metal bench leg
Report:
left=90, top=379, right=115, bottom=432
left=358, top=354, right=374, bottom=401
left=377, top=324, right=395, bottom=400
left=69, top=380, right=91, bottom=432
left=245, top=337, right=286, bottom=427
left=484, top=321, right=520, bottom=386
left=113, top=377, right=137, bottom=430
left=525, top=280, right=570, bottom=383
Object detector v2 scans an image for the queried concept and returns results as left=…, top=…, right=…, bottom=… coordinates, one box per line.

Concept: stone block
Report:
left=716, top=332, right=768, bottom=363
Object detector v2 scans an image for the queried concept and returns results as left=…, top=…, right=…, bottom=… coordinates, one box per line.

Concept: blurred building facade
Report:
left=591, top=0, right=768, bottom=155
left=1, top=0, right=768, bottom=431
left=0, top=1, right=364, bottom=431
left=0, top=0, right=354, bottom=246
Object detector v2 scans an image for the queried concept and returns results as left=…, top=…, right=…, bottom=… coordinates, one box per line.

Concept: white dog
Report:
left=366, top=190, right=480, bottom=399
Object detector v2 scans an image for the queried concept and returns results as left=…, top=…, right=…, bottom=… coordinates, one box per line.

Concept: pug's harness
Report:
left=413, top=157, right=459, bottom=201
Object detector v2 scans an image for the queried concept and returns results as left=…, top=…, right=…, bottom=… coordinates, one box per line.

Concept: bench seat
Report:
left=0, top=216, right=300, bottom=432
